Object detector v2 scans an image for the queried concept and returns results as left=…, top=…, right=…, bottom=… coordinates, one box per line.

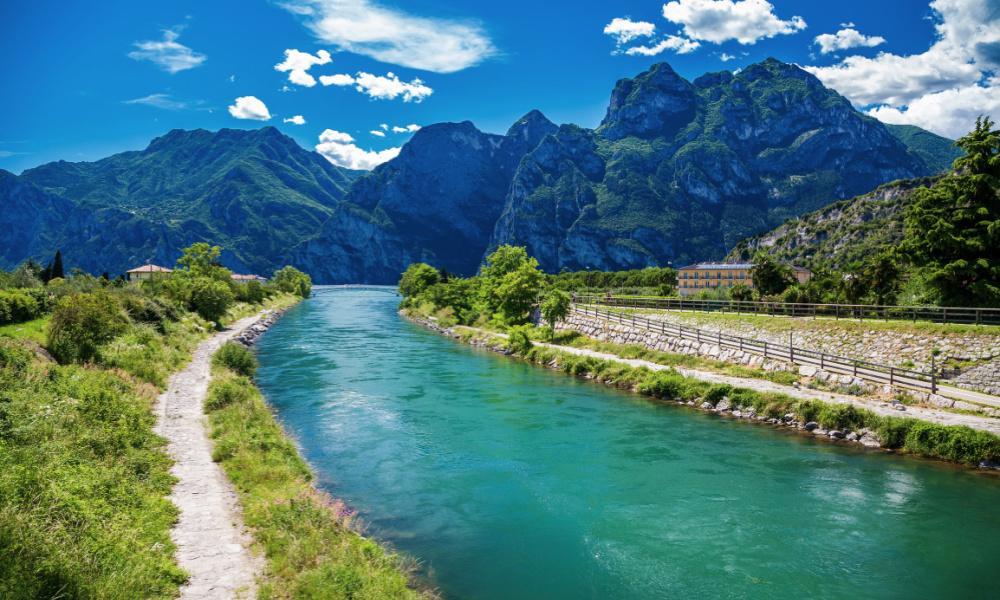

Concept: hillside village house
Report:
left=125, top=264, right=172, bottom=283
left=677, top=262, right=811, bottom=297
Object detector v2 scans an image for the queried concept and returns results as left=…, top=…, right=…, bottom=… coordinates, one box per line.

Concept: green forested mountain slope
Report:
left=2, top=127, right=359, bottom=276
left=885, top=124, right=962, bottom=174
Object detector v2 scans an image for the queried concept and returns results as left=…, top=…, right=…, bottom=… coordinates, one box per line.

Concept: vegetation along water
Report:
left=255, top=287, right=1000, bottom=600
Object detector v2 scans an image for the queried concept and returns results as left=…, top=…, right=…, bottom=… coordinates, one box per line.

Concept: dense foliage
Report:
left=271, top=265, right=313, bottom=298
left=903, top=116, right=999, bottom=306
left=548, top=266, right=676, bottom=295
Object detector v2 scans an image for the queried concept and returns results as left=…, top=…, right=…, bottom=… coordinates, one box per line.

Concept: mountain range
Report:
left=0, top=58, right=960, bottom=283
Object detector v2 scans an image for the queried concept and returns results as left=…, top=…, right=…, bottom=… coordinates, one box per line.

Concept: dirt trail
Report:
left=154, top=313, right=264, bottom=599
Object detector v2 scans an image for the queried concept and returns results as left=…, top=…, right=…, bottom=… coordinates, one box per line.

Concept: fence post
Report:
left=853, top=360, right=858, bottom=377
left=820, top=353, right=824, bottom=369
left=890, top=367, right=895, bottom=386
left=763, top=341, right=768, bottom=358
left=931, top=354, right=937, bottom=394
left=788, top=331, right=793, bottom=362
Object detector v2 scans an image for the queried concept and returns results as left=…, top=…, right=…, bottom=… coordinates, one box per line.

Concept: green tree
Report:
left=862, top=250, right=902, bottom=305
left=189, top=278, right=235, bottom=323
left=398, top=263, right=441, bottom=299
left=540, top=289, right=571, bottom=333
left=177, top=242, right=231, bottom=281
left=750, top=252, right=794, bottom=297
left=271, top=266, right=312, bottom=298
left=904, top=116, right=1000, bottom=306
left=840, top=271, right=867, bottom=304
left=480, top=246, right=544, bottom=324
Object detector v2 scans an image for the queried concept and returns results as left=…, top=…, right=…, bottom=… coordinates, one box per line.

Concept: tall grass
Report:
left=205, top=360, right=433, bottom=599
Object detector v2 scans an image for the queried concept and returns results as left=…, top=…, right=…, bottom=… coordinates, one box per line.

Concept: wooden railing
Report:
left=572, top=295, right=1000, bottom=326
left=571, top=304, right=940, bottom=395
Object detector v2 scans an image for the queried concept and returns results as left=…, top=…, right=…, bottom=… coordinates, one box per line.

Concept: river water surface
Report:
left=255, top=287, right=1000, bottom=599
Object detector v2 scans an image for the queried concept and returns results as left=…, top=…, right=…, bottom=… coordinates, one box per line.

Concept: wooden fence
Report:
left=573, top=295, right=1000, bottom=326
left=571, top=304, right=940, bottom=395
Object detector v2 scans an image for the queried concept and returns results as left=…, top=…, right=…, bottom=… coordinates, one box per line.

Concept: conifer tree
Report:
left=904, top=116, right=1000, bottom=306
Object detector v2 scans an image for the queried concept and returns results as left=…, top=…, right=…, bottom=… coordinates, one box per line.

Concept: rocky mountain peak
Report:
left=506, top=110, right=558, bottom=144
left=598, top=62, right=697, bottom=141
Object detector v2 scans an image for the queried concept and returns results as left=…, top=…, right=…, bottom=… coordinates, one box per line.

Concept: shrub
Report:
left=47, top=292, right=130, bottom=363
left=214, top=342, right=258, bottom=378
left=204, top=375, right=254, bottom=411
left=398, top=263, right=440, bottom=299
left=0, top=289, right=44, bottom=325
left=638, top=372, right=684, bottom=399
left=235, top=280, right=267, bottom=304
left=703, top=384, right=732, bottom=405
left=116, top=290, right=179, bottom=332
left=189, top=277, right=235, bottom=323
left=272, top=266, right=312, bottom=298
left=816, top=403, right=865, bottom=430
left=506, top=325, right=534, bottom=355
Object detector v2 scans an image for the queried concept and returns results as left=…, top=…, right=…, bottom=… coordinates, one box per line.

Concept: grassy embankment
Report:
left=206, top=342, right=432, bottom=599
left=0, top=292, right=294, bottom=599
left=432, top=319, right=1000, bottom=467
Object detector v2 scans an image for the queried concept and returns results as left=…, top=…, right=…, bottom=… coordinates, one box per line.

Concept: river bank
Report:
left=404, top=311, right=1000, bottom=470
left=206, top=300, right=434, bottom=599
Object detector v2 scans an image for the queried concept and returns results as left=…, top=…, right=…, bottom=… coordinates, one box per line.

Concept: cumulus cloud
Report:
left=319, top=71, right=433, bottom=102
left=128, top=28, right=206, bottom=73
left=280, top=0, right=495, bottom=73
left=274, top=48, right=332, bottom=87
left=805, top=0, right=1000, bottom=137
left=315, top=129, right=400, bottom=170
left=604, top=17, right=656, bottom=46
left=661, top=0, right=806, bottom=45
left=814, top=28, right=886, bottom=54
left=228, top=96, right=271, bottom=121
left=379, top=123, right=389, bottom=130
left=720, top=52, right=736, bottom=61
left=284, top=115, right=306, bottom=125
left=391, top=124, right=421, bottom=133
left=370, top=129, right=386, bottom=137
left=624, top=35, right=700, bottom=56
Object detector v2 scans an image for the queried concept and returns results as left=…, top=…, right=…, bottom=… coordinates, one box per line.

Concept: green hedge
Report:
left=0, top=289, right=49, bottom=325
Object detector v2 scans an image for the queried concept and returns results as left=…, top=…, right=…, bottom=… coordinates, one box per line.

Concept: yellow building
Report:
left=676, top=262, right=811, bottom=297
left=125, top=264, right=172, bottom=283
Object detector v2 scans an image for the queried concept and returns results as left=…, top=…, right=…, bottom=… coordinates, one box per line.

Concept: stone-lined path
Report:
left=154, top=313, right=264, bottom=599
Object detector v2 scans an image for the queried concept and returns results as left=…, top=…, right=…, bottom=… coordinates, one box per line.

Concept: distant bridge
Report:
left=314, top=284, right=399, bottom=295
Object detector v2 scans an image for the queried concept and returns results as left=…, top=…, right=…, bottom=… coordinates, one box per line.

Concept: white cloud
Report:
left=661, top=0, right=806, bottom=45
left=391, top=124, right=421, bottom=133
left=274, top=48, right=332, bottom=87
left=228, top=96, right=272, bottom=121
left=720, top=52, right=736, bottom=61
left=805, top=0, right=1000, bottom=137
left=280, top=0, right=495, bottom=74
left=320, top=71, right=432, bottom=102
left=128, top=28, right=206, bottom=73
left=624, top=35, right=700, bottom=56
left=370, top=129, right=386, bottom=137
left=315, top=129, right=400, bottom=170
left=124, top=93, right=195, bottom=110
left=814, top=28, right=886, bottom=54
left=867, top=77, right=1000, bottom=139
left=284, top=115, right=306, bottom=125
left=379, top=123, right=389, bottom=130
left=604, top=17, right=656, bottom=46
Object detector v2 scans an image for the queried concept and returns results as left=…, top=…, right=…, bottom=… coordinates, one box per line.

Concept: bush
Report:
left=398, top=263, right=440, bottom=299
left=204, top=375, right=254, bottom=411
left=47, top=292, right=130, bottom=363
left=214, top=342, right=258, bottom=378
left=116, top=290, right=179, bottom=332
left=638, top=372, right=685, bottom=399
left=235, top=280, right=267, bottom=304
left=189, top=277, right=235, bottom=323
left=506, top=325, right=534, bottom=355
left=0, top=289, right=45, bottom=325
left=272, top=266, right=312, bottom=298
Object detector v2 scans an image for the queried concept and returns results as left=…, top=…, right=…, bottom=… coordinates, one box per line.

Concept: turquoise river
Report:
left=255, top=287, right=1000, bottom=599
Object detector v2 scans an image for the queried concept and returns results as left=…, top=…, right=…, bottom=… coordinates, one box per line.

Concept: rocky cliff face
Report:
left=289, top=113, right=558, bottom=282
left=488, top=58, right=935, bottom=273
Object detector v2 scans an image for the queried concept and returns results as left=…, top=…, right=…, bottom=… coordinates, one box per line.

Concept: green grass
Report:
left=0, top=316, right=50, bottom=344
left=205, top=359, right=432, bottom=599
left=535, top=328, right=802, bottom=387
left=0, top=338, right=184, bottom=599
left=608, top=306, right=1000, bottom=336
left=449, top=324, right=1000, bottom=466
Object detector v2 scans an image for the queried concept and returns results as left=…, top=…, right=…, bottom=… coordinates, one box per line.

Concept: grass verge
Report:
left=448, top=323, right=1000, bottom=467
left=206, top=344, right=432, bottom=599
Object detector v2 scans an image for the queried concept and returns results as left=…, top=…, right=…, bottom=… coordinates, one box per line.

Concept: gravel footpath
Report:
left=154, top=313, right=265, bottom=599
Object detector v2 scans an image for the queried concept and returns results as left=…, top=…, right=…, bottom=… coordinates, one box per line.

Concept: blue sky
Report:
left=1, top=0, right=997, bottom=173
